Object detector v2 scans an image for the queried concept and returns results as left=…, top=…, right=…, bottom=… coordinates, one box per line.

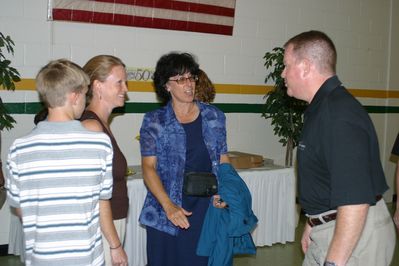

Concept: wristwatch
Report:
left=324, top=261, right=337, bottom=266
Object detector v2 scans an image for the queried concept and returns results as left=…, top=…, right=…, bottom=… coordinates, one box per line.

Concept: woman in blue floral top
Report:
left=139, top=52, right=230, bottom=266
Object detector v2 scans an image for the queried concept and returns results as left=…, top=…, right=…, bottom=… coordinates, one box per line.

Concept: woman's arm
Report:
left=99, top=200, right=128, bottom=266
left=142, top=156, right=192, bottom=229
left=82, top=119, right=127, bottom=265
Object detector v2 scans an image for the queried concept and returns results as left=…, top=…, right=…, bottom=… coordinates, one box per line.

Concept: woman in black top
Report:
left=82, top=55, right=129, bottom=266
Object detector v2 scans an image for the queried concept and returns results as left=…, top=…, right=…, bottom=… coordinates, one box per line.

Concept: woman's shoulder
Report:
left=199, top=102, right=225, bottom=118
left=81, top=119, right=104, bottom=133
left=144, top=105, right=168, bottom=118
left=142, top=105, right=171, bottom=126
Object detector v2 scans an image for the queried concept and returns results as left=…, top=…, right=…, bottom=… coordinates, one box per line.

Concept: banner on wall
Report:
left=48, top=0, right=236, bottom=35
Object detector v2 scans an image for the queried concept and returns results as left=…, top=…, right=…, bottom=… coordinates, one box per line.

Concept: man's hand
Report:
left=301, top=222, right=312, bottom=253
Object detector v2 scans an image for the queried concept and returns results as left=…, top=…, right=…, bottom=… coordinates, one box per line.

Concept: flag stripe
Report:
left=52, top=7, right=234, bottom=26
left=94, top=0, right=235, bottom=17
left=51, top=0, right=235, bottom=35
left=52, top=9, right=234, bottom=35
left=94, top=0, right=236, bottom=9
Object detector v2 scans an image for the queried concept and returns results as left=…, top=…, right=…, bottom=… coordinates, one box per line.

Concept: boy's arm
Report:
left=99, top=199, right=128, bottom=266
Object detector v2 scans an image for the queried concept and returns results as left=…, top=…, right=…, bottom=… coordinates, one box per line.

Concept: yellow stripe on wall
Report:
left=7, top=79, right=399, bottom=99
left=347, top=89, right=399, bottom=98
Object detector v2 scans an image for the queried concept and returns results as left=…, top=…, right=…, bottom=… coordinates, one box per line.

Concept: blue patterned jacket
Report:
left=139, top=101, right=228, bottom=235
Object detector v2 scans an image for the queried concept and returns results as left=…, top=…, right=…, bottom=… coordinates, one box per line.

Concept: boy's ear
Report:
left=69, top=91, right=79, bottom=105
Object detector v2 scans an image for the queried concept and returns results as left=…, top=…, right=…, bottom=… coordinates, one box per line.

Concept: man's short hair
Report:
left=284, top=30, right=337, bottom=75
left=36, top=59, right=89, bottom=108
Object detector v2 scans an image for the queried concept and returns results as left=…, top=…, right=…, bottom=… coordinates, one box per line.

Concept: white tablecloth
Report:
left=124, top=165, right=296, bottom=266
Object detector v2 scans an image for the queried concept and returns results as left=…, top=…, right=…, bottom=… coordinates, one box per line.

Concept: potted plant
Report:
left=262, top=47, right=307, bottom=167
left=0, top=32, right=20, bottom=130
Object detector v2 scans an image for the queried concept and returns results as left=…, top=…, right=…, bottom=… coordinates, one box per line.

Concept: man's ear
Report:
left=300, top=58, right=311, bottom=78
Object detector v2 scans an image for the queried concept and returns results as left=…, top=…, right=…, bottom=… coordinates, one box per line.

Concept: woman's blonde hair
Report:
left=36, top=59, right=89, bottom=108
left=83, top=55, right=126, bottom=102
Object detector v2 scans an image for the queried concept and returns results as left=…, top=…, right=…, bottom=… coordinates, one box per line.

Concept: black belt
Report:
left=307, top=195, right=382, bottom=227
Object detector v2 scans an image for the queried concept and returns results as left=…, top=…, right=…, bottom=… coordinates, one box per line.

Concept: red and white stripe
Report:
left=50, top=0, right=236, bottom=35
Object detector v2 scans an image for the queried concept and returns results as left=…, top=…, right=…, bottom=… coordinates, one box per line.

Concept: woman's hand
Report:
left=393, top=207, right=399, bottom=230
left=110, top=246, right=128, bottom=266
left=212, top=195, right=227, bottom=209
left=142, top=157, right=192, bottom=229
left=164, top=201, right=192, bottom=229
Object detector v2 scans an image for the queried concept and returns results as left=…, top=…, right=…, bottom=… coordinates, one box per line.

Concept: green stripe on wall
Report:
left=4, top=102, right=399, bottom=114
left=363, top=106, right=399, bottom=113
left=4, top=102, right=44, bottom=114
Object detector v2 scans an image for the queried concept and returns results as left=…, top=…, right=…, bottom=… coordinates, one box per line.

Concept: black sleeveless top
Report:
left=80, top=110, right=129, bottom=219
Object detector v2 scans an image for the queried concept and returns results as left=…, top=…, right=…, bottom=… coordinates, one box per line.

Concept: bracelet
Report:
left=110, top=243, right=122, bottom=250
left=323, top=261, right=337, bottom=266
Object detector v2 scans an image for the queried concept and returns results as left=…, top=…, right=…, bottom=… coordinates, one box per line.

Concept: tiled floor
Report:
left=1, top=204, right=399, bottom=266
left=234, top=213, right=306, bottom=266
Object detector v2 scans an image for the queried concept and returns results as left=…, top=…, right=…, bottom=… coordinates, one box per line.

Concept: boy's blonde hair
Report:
left=36, top=59, right=89, bottom=108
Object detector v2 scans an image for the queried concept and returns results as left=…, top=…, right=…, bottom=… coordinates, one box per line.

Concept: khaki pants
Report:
left=303, top=199, right=396, bottom=266
left=102, top=218, right=127, bottom=266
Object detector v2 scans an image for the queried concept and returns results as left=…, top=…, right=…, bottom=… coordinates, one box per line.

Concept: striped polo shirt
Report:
left=6, top=120, right=113, bottom=266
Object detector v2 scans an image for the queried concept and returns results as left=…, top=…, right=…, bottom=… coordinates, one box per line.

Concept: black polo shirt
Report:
left=392, top=134, right=399, bottom=156
left=297, top=76, right=389, bottom=215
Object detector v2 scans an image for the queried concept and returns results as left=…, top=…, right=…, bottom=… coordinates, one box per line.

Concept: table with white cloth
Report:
left=124, top=165, right=296, bottom=266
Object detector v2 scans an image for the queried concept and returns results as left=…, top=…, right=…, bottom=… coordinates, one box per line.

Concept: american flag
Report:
left=49, top=0, right=236, bottom=35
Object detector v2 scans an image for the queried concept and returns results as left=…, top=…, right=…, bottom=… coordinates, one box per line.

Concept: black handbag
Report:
left=183, top=172, right=218, bottom=197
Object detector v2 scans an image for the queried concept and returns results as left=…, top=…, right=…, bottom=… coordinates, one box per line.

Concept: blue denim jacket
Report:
left=139, top=101, right=228, bottom=235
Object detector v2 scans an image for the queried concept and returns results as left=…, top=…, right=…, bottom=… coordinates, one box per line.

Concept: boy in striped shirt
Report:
left=6, top=59, right=113, bottom=266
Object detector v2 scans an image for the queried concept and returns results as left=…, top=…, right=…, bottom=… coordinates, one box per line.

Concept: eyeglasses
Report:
left=168, top=75, right=198, bottom=85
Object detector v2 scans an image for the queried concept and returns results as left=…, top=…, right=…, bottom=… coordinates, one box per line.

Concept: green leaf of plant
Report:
left=0, top=31, right=20, bottom=130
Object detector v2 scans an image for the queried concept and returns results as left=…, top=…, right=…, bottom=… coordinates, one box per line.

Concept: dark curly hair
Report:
left=153, top=52, right=199, bottom=104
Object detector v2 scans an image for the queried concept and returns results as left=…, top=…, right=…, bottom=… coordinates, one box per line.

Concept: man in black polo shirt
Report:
left=392, top=134, right=399, bottom=229
left=282, top=30, right=395, bottom=266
